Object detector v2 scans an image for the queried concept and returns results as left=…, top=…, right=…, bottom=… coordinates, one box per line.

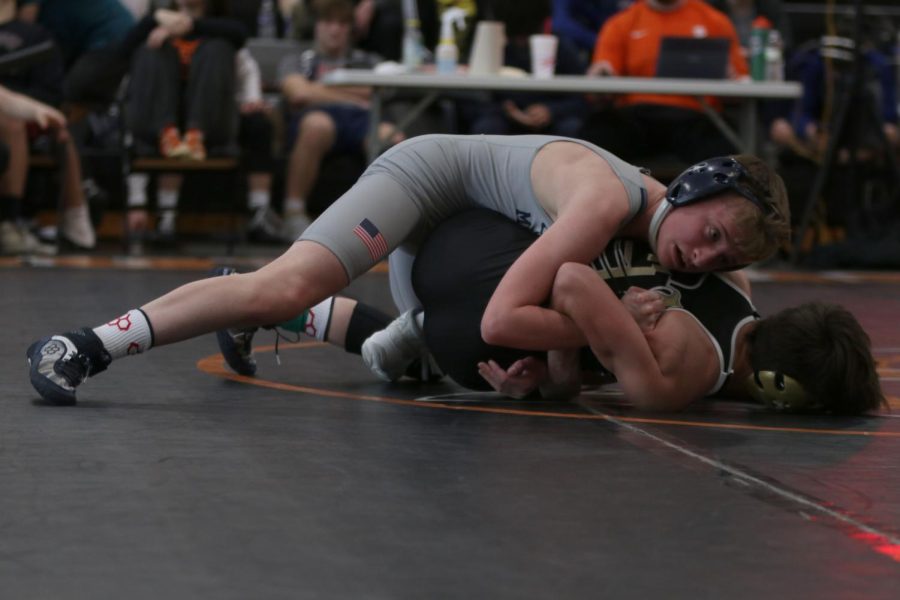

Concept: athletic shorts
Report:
left=287, top=103, right=369, bottom=155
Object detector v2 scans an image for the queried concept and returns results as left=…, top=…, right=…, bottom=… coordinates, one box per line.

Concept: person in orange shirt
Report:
left=582, top=0, right=749, bottom=165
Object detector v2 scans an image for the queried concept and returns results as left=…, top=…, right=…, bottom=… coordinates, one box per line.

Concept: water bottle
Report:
left=749, top=16, right=771, bottom=81
left=765, top=30, right=784, bottom=81
left=401, top=0, right=424, bottom=70
left=257, top=0, right=277, bottom=39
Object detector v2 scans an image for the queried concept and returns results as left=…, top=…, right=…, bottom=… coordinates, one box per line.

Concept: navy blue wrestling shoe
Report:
left=212, top=267, right=259, bottom=376
left=26, top=328, right=111, bottom=405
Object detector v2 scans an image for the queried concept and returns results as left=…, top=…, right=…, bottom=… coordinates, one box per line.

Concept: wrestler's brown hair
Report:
left=729, top=155, right=791, bottom=262
left=747, top=302, right=886, bottom=415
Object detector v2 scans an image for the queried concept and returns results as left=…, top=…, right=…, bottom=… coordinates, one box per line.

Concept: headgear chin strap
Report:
left=665, top=157, right=774, bottom=215
left=647, top=201, right=672, bottom=255
left=745, top=370, right=819, bottom=413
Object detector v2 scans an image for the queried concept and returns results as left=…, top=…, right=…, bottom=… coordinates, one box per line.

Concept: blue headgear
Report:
left=665, top=156, right=774, bottom=214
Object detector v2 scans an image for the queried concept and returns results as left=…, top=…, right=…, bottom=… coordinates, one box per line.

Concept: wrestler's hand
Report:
left=478, top=357, right=548, bottom=399
left=622, top=286, right=665, bottom=332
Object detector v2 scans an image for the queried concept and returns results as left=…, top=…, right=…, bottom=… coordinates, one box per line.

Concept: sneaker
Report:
left=26, top=328, right=111, bottom=405
left=183, top=128, right=207, bottom=161
left=159, top=126, right=189, bottom=159
left=362, top=309, right=428, bottom=382
left=60, top=205, right=97, bottom=250
left=0, top=220, right=57, bottom=256
left=282, top=211, right=311, bottom=240
left=212, top=267, right=259, bottom=375
left=246, top=206, right=287, bottom=244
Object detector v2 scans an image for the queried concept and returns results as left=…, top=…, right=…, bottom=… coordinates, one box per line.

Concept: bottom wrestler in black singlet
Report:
left=413, top=208, right=758, bottom=394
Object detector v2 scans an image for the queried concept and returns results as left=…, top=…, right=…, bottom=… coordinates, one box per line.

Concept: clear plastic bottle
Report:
left=401, top=0, right=424, bottom=71
left=765, top=30, right=784, bottom=81
left=435, top=8, right=467, bottom=74
left=257, top=0, right=277, bottom=39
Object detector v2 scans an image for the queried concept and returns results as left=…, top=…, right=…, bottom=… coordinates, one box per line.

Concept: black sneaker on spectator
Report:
left=246, top=206, right=287, bottom=244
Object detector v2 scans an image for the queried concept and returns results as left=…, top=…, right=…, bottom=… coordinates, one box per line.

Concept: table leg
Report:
left=738, top=100, right=758, bottom=155
left=366, top=91, right=384, bottom=163
left=696, top=97, right=746, bottom=154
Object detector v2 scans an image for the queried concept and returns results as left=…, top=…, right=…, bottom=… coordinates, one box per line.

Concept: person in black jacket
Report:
left=121, top=0, right=247, bottom=161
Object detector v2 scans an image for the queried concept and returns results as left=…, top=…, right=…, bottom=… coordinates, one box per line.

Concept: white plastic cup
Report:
left=529, top=34, right=558, bottom=79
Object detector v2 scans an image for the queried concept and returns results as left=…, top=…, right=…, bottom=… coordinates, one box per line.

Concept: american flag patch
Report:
left=353, top=218, right=388, bottom=261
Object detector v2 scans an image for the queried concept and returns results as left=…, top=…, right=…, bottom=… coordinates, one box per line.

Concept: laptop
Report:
left=655, top=36, right=730, bottom=79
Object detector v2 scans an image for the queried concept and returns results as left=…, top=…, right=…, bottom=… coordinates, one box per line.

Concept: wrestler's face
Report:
left=656, top=193, right=751, bottom=272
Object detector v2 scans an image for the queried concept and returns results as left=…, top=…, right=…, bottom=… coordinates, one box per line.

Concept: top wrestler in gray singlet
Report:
left=298, top=135, right=648, bottom=310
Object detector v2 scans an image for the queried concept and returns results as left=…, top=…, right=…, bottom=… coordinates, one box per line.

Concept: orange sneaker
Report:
left=159, top=126, right=188, bottom=158
left=183, top=128, right=207, bottom=161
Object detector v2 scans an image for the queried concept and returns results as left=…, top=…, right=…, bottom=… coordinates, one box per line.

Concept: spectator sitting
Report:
left=126, top=47, right=283, bottom=244
left=17, top=0, right=135, bottom=107
left=120, top=0, right=246, bottom=163
left=582, top=0, right=749, bottom=165
left=284, top=0, right=418, bottom=63
left=770, top=36, right=898, bottom=164
left=277, top=0, right=401, bottom=238
left=458, top=0, right=587, bottom=138
left=0, top=0, right=95, bottom=252
left=550, top=0, right=625, bottom=63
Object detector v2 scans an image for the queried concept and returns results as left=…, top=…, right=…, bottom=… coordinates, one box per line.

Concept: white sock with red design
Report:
left=304, top=297, right=334, bottom=341
left=92, top=308, right=154, bottom=360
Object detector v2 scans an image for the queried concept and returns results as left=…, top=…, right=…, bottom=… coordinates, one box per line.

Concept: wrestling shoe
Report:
left=212, top=267, right=259, bottom=376
left=362, top=309, right=428, bottom=382
left=26, top=328, right=111, bottom=405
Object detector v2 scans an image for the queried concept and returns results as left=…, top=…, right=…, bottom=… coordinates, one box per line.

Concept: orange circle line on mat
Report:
left=196, top=343, right=900, bottom=438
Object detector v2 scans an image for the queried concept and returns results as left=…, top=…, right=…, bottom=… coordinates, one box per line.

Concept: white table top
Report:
left=322, top=69, right=802, bottom=100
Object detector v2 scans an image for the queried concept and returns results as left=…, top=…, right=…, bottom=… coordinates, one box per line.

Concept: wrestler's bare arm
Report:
left=481, top=144, right=633, bottom=350
left=553, top=263, right=718, bottom=410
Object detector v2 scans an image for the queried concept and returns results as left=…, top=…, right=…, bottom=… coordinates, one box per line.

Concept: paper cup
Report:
left=469, top=21, right=506, bottom=75
left=529, top=34, right=558, bottom=79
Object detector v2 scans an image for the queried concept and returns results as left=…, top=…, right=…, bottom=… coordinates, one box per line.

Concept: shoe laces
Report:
left=271, top=327, right=301, bottom=366
left=55, top=350, right=94, bottom=387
